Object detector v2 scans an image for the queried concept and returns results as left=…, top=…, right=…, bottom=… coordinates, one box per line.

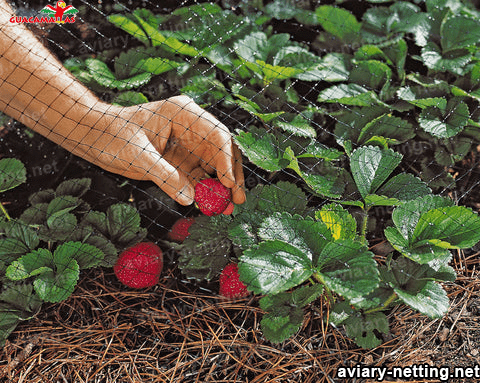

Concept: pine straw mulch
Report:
left=1, top=244, right=480, bottom=383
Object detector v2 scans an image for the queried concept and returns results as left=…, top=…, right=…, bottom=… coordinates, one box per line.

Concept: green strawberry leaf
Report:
left=107, top=14, right=150, bottom=46
left=412, top=206, right=480, bottom=249
left=257, top=181, right=308, bottom=216
left=421, top=42, right=472, bottom=75
left=419, top=98, right=469, bottom=138
left=275, top=114, right=316, bottom=138
left=315, top=5, right=361, bottom=41
left=376, top=173, right=432, bottom=202
left=86, top=58, right=152, bottom=91
left=33, top=263, right=79, bottom=303
left=357, top=114, right=415, bottom=146
left=441, top=14, right=480, bottom=52
left=55, top=178, right=91, bottom=198
left=6, top=248, right=53, bottom=281
left=0, top=158, right=26, bottom=193
left=234, top=127, right=288, bottom=172
left=259, top=284, right=323, bottom=343
left=315, top=203, right=357, bottom=241
left=395, top=281, right=449, bottom=319
left=178, top=215, right=233, bottom=281
left=0, top=238, right=30, bottom=264
left=258, top=212, right=333, bottom=257
left=344, top=311, right=389, bottom=349
left=350, top=146, right=403, bottom=198
left=106, top=203, right=146, bottom=246
left=54, top=241, right=104, bottom=270
left=239, top=240, right=314, bottom=295
left=317, top=84, right=386, bottom=107
left=317, top=240, right=379, bottom=300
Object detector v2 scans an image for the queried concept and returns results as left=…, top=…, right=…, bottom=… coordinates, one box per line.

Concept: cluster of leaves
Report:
left=0, top=158, right=146, bottom=346
left=73, top=0, right=480, bottom=187
left=70, top=0, right=480, bottom=348
left=177, top=145, right=480, bottom=347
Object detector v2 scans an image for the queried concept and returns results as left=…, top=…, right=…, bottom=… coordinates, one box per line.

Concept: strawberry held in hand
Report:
left=114, top=242, right=163, bottom=289
left=168, top=217, right=195, bottom=242
left=219, top=263, right=249, bottom=299
left=194, top=178, right=232, bottom=216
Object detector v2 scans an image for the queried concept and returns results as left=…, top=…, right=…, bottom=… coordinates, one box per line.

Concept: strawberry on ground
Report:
left=219, top=263, right=249, bottom=299
left=114, top=242, right=163, bottom=289
left=194, top=178, right=231, bottom=216
left=168, top=217, right=195, bottom=242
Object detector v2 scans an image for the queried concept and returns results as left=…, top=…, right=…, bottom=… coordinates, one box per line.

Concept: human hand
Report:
left=79, top=96, right=245, bottom=206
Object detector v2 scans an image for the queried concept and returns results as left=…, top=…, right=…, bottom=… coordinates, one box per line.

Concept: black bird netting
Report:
left=1, top=0, right=480, bottom=381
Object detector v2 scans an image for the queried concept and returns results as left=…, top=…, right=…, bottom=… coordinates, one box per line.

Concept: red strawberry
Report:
left=222, top=201, right=235, bottom=215
left=219, top=263, right=249, bottom=299
left=194, top=178, right=231, bottom=216
left=114, top=242, right=163, bottom=289
left=168, top=217, right=195, bottom=242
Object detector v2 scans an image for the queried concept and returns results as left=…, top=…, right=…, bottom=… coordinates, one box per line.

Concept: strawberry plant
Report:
left=0, top=163, right=148, bottom=346
left=57, top=0, right=480, bottom=349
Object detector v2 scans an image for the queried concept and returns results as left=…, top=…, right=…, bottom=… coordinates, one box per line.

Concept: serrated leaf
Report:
left=0, top=158, right=26, bottom=193
left=284, top=147, right=344, bottom=199
left=376, top=173, right=431, bottom=201
left=34, top=261, right=79, bottom=303
left=0, top=282, right=42, bottom=318
left=107, top=14, right=150, bottom=46
left=315, top=5, right=361, bottom=41
left=19, top=203, right=48, bottom=225
left=134, top=15, right=199, bottom=56
left=413, top=206, right=480, bottom=249
left=86, top=58, right=152, bottom=90
left=42, top=212, right=77, bottom=242
left=55, top=178, right=91, bottom=198
left=239, top=240, right=313, bottom=295
left=421, top=42, right=472, bottom=75
left=258, top=212, right=333, bottom=257
left=350, top=60, right=392, bottom=90
left=395, top=281, right=449, bottom=318
left=357, top=114, right=415, bottom=145
left=106, top=203, right=141, bottom=240
left=419, top=98, right=469, bottom=138
left=275, top=114, right=316, bottom=138
left=234, top=128, right=287, bottom=172
left=46, top=195, right=80, bottom=223
left=178, top=215, right=232, bottom=281
left=344, top=311, right=389, bottom=349
left=259, top=284, right=323, bottom=343
left=257, top=181, right=308, bottom=215
left=391, top=195, right=454, bottom=241
left=55, top=241, right=104, bottom=270
left=441, top=14, right=480, bottom=52
left=317, top=84, right=386, bottom=107
left=28, top=189, right=55, bottom=205
left=318, top=240, right=379, bottom=300
left=6, top=248, right=53, bottom=281
left=350, top=146, right=403, bottom=198
left=0, top=238, right=30, bottom=264
left=315, top=203, right=357, bottom=240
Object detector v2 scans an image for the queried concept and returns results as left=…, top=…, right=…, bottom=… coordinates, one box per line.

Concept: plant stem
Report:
left=0, top=202, right=11, bottom=221
left=360, top=208, right=369, bottom=240
left=364, top=292, right=398, bottom=314
left=312, top=272, right=335, bottom=303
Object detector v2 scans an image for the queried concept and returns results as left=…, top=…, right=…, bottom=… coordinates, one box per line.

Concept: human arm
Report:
left=0, top=0, right=245, bottom=205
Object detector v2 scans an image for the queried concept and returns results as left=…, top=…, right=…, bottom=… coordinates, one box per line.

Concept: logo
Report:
left=10, top=1, right=78, bottom=24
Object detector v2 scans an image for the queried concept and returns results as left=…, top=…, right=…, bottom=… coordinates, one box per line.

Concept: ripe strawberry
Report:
left=219, top=263, right=249, bottom=299
left=194, top=178, right=231, bottom=216
left=222, top=201, right=235, bottom=215
left=168, top=217, right=195, bottom=242
left=114, top=242, right=163, bottom=289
